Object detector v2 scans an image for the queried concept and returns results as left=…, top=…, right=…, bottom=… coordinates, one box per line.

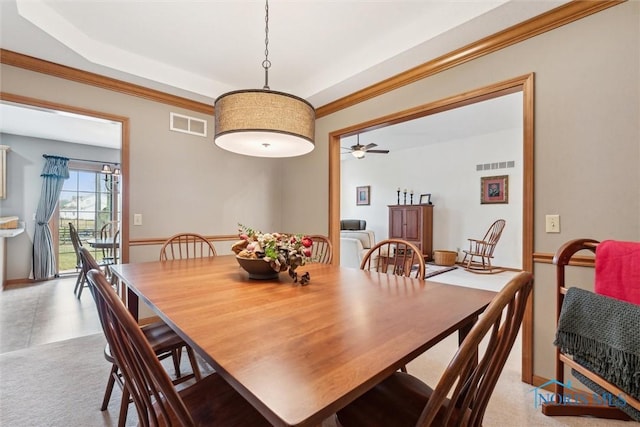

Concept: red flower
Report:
left=301, top=237, right=313, bottom=248
left=303, top=248, right=312, bottom=257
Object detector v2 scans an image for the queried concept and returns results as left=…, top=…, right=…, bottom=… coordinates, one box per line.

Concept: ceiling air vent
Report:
left=169, top=112, right=207, bottom=137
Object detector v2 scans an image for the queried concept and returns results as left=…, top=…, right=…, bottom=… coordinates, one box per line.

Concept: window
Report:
left=57, top=162, right=120, bottom=273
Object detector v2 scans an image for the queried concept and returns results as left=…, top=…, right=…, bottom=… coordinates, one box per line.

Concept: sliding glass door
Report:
left=56, top=163, right=120, bottom=274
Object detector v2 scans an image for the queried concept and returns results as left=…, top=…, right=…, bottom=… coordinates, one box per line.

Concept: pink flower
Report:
left=303, top=248, right=312, bottom=257
left=239, top=233, right=249, bottom=240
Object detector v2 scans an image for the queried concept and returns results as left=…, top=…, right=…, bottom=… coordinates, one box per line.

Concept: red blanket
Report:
left=595, top=240, right=640, bottom=305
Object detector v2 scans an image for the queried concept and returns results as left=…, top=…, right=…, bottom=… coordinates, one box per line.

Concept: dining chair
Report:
left=100, top=222, right=120, bottom=269
left=80, top=248, right=201, bottom=426
left=461, top=219, right=506, bottom=273
left=361, top=239, right=426, bottom=280
left=72, top=222, right=113, bottom=298
left=360, top=238, right=425, bottom=373
left=159, top=233, right=217, bottom=260
left=86, top=268, right=272, bottom=426
left=336, top=271, right=533, bottom=427
left=308, top=234, right=333, bottom=264
left=107, top=230, right=121, bottom=291
left=69, top=222, right=87, bottom=297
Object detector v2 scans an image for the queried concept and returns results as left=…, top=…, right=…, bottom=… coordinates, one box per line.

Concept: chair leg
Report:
left=73, top=270, right=85, bottom=296
left=101, top=364, right=118, bottom=411
left=76, top=271, right=87, bottom=299
left=171, top=349, right=182, bottom=378
left=117, top=386, right=130, bottom=427
left=186, top=346, right=202, bottom=380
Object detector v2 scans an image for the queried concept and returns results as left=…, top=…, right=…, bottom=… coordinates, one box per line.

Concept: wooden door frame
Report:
left=0, top=92, right=130, bottom=266
left=328, top=73, right=535, bottom=383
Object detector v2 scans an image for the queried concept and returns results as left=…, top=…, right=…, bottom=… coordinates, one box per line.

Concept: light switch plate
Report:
left=545, top=214, right=560, bottom=233
left=133, top=213, right=143, bottom=226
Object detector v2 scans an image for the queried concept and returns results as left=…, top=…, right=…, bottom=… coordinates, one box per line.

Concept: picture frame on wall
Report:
left=481, top=175, right=508, bottom=204
left=419, top=193, right=431, bottom=205
left=356, top=185, right=370, bottom=205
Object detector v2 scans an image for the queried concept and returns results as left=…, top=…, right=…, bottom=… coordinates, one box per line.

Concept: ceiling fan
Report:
left=342, top=135, right=390, bottom=159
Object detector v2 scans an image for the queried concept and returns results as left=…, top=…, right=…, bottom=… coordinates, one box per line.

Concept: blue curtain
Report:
left=33, top=155, right=69, bottom=280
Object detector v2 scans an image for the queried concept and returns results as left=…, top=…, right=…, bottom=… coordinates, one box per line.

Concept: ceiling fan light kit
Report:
left=214, top=0, right=315, bottom=158
left=343, top=134, right=390, bottom=159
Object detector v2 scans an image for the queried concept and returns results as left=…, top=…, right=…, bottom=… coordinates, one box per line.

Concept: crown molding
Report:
left=0, top=1, right=623, bottom=117
left=315, top=0, right=624, bottom=118
left=0, top=49, right=214, bottom=115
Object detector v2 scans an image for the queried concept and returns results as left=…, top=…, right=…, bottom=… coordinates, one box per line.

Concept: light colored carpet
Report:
left=0, top=333, right=124, bottom=426
left=0, top=331, right=635, bottom=426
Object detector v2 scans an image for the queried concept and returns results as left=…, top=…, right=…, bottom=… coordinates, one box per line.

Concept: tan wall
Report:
left=1, top=1, right=638, bottom=382
left=283, top=1, right=640, bottom=380
left=0, top=65, right=286, bottom=270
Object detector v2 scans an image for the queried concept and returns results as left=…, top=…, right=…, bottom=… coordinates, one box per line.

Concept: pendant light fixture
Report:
left=214, top=0, right=315, bottom=158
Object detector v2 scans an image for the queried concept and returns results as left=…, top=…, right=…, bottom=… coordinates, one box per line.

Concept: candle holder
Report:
left=403, top=191, right=407, bottom=205
left=410, top=193, right=414, bottom=205
left=396, top=190, right=400, bottom=205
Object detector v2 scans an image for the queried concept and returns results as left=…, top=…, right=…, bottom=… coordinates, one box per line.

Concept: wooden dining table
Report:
left=110, top=255, right=497, bottom=427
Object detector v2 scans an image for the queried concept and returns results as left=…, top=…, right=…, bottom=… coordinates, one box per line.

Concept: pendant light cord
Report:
left=262, top=0, right=271, bottom=90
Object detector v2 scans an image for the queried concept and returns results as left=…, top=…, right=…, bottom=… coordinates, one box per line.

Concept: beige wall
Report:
left=0, top=65, right=287, bottom=269
left=283, top=1, right=640, bottom=380
left=1, top=1, right=638, bottom=381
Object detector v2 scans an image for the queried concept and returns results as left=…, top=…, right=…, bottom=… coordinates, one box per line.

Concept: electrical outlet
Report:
left=133, top=213, right=143, bottom=226
left=545, top=214, right=560, bottom=233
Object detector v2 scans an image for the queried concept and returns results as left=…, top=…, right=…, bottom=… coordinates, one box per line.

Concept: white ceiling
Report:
left=0, top=102, right=122, bottom=148
left=0, top=0, right=561, bottom=150
left=1, top=0, right=568, bottom=107
left=340, top=91, right=523, bottom=159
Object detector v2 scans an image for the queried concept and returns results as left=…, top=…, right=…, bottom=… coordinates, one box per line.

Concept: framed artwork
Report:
left=419, top=193, right=431, bottom=205
left=356, top=185, right=370, bottom=205
left=481, top=175, right=508, bottom=204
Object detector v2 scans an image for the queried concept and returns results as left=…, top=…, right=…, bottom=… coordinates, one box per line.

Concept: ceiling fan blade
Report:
left=363, top=143, right=378, bottom=150
left=366, top=149, right=390, bottom=154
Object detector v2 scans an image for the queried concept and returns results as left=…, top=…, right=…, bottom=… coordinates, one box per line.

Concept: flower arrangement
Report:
left=232, top=224, right=313, bottom=284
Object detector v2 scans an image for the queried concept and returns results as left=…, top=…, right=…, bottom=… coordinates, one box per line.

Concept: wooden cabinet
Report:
left=388, top=205, right=433, bottom=260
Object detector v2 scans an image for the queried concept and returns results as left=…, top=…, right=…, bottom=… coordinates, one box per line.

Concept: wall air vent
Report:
left=476, top=160, right=516, bottom=172
left=169, top=112, right=207, bottom=137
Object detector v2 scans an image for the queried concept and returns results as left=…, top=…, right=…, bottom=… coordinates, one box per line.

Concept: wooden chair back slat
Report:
left=159, top=233, right=217, bottom=261
left=308, top=235, right=333, bottom=264
left=361, top=239, right=426, bottom=280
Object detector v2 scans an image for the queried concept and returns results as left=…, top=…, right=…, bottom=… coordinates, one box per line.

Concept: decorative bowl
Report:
left=235, top=256, right=281, bottom=280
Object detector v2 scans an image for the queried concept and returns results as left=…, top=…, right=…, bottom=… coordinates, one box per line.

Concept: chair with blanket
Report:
left=542, top=238, right=640, bottom=421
